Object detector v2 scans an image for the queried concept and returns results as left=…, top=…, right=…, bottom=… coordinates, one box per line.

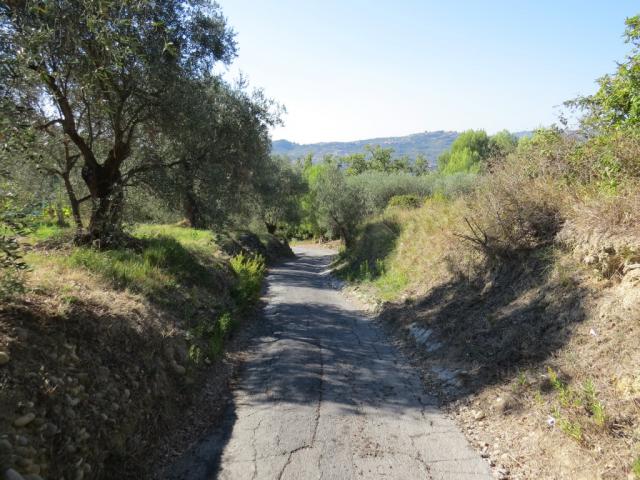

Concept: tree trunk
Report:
left=80, top=163, right=124, bottom=244
left=55, top=201, right=68, bottom=227
left=61, top=173, right=83, bottom=231
left=183, top=190, right=205, bottom=229
left=86, top=188, right=124, bottom=243
left=265, top=222, right=277, bottom=235
left=340, top=226, right=353, bottom=249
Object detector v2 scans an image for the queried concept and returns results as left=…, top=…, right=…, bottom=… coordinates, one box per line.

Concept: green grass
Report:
left=338, top=196, right=469, bottom=301
left=132, top=224, right=215, bottom=248
left=188, top=311, right=238, bottom=363
left=67, top=235, right=216, bottom=296
left=583, top=379, right=607, bottom=427
left=25, top=224, right=224, bottom=316
left=19, top=222, right=74, bottom=243
left=632, top=456, right=640, bottom=478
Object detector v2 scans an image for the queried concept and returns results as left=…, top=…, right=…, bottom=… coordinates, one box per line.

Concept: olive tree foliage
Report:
left=343, top=145, right=426, bottom=176
left=144, top=76, right=282, bottom=229
left=312, top=166, right=364, bottom=248
left=1, top=0, right=236, bottom=243
left=567, top=15, right=640, bottom=132
left=250, top=155, right=307, bottom=234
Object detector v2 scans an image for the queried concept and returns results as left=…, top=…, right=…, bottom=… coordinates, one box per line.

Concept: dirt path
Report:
left=163, top=247, right=491, bottom=479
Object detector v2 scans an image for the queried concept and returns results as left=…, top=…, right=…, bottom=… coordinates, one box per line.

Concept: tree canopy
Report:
left=1, top=0, right=239, bottom=241
left=567, top=15, right=640, bottom=131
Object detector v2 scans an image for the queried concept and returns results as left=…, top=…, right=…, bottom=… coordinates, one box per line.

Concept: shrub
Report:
left=230, top=253, right=266, bottom=307
left=461, top=132, right=570, bottom=259
left=387, top=194, right=422, bottom=209
left=313, top=166, right=365, bottom=247
left=347, top=171, right=435, bottom=215
left=188, top=311, right=238, bottom=363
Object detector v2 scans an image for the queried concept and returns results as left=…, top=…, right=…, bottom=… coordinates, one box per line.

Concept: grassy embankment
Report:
left=0, top=224, right=273, bottom=479
left=337, top=131, right=640, bottom=479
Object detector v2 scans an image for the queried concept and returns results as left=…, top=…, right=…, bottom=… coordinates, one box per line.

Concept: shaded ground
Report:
left=163, top=247, right=491, bottom=480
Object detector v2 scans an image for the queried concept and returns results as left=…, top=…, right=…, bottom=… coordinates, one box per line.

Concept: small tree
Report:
left=252, top=155, right=306, bottom=234
left=313, top=166, right=364, bottom=248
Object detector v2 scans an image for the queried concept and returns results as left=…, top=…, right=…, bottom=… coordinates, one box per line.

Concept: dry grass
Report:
left=0, top=223, right=273, bottom=479
left=338, top=197, right=477, bottom=300
left=343, top=129, right=640, bottom=479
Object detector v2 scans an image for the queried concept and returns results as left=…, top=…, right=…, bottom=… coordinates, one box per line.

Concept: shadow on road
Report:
left=163, top=249, right=488, bottom=479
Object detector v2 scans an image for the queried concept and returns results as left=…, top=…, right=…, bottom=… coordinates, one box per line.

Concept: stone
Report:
left=172, top=364, right=186, bottom=375
left=3, top=469, right=26, bottom=480
left=15, top=456, right=33, bottom=468
left=41, top=423, right=59, bottom=437
left=14, top=446, right=36, bottom=458
left=0, top=351, right=9, bottom=366
left=473, top=410, right=486, bottom=420
left=0, top=439, right=12, bottom=453
left=23, top=464, right=40, bottom=475
left=13, top=413, right=36, bottom=428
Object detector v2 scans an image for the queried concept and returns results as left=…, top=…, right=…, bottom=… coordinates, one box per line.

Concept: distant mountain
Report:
left=272, top=131, right=460, bottom=165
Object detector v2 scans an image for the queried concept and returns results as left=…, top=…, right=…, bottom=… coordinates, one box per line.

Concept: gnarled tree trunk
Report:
left=80, top=161, right=125, bottom=245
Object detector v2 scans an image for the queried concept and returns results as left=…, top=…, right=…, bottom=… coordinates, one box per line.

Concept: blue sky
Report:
left=218, top=1, right=639, bottom=143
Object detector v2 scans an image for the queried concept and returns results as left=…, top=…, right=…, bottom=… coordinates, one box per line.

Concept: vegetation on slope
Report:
left=0, top=223, right=275, bottom=479
left=331, top=16, right=640, bottom=479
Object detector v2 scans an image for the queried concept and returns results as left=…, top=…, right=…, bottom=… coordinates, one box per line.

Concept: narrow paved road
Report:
left=165, top=247, right=492, bottom=480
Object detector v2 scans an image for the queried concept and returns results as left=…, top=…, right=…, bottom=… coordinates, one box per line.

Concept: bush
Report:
left=347, top=172, right=434, bottom=215
left=464, top=164, right=566, bottom=259
left=313, top=166, right=365, bottom=247
left=230, top=253, right=266, bottom=307
left=188, top=311, right=238, bottom=363
left=387, top=194, right=422, bottom=209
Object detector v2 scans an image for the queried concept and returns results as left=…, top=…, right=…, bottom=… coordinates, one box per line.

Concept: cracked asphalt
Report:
left=163, top=246, right=492, bottom=480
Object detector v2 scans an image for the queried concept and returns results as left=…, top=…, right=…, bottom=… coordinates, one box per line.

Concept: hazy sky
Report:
left=218, top=1, right=639, bottom=143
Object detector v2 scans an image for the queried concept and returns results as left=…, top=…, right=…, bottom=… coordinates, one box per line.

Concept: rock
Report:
left=74, top=467, right=84, bottom=480
left=172, top=363, right=186, bottom=375
left=41, top=422, right=59, bottom=437
left=23, top=464, right=40, bottom=475
left=14, top=328, right=29, bottom=341
left=0, top=351, right=9, bottom=366
left=0, top=439, right=12, bottom=453
left=16, top=456, right=33, bottom=468
left=473, top=410, right=486, bottom=420
left=13, top=413, right=36, bottom=428
left=15, top=446, right=36, bottom=458
left=3, top=469, right=26, bottom=480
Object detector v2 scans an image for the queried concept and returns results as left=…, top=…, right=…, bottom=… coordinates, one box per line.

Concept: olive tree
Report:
left=312, top=166, right=364, bottom=248
left=148, top=77, right=282, bottom=229
left=1, top=0, right=236, bottom=242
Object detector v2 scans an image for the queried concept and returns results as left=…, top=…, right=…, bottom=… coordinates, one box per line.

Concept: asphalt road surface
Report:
left=164, top=246, right=492, bottom=480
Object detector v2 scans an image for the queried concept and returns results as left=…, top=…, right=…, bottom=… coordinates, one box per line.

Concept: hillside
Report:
left=272, top=131, right=459, bottom=164
left=273, top=130, right=533, bottom=165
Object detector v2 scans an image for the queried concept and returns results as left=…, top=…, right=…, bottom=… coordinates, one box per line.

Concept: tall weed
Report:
left=230, top=253, right=266, bottom=307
